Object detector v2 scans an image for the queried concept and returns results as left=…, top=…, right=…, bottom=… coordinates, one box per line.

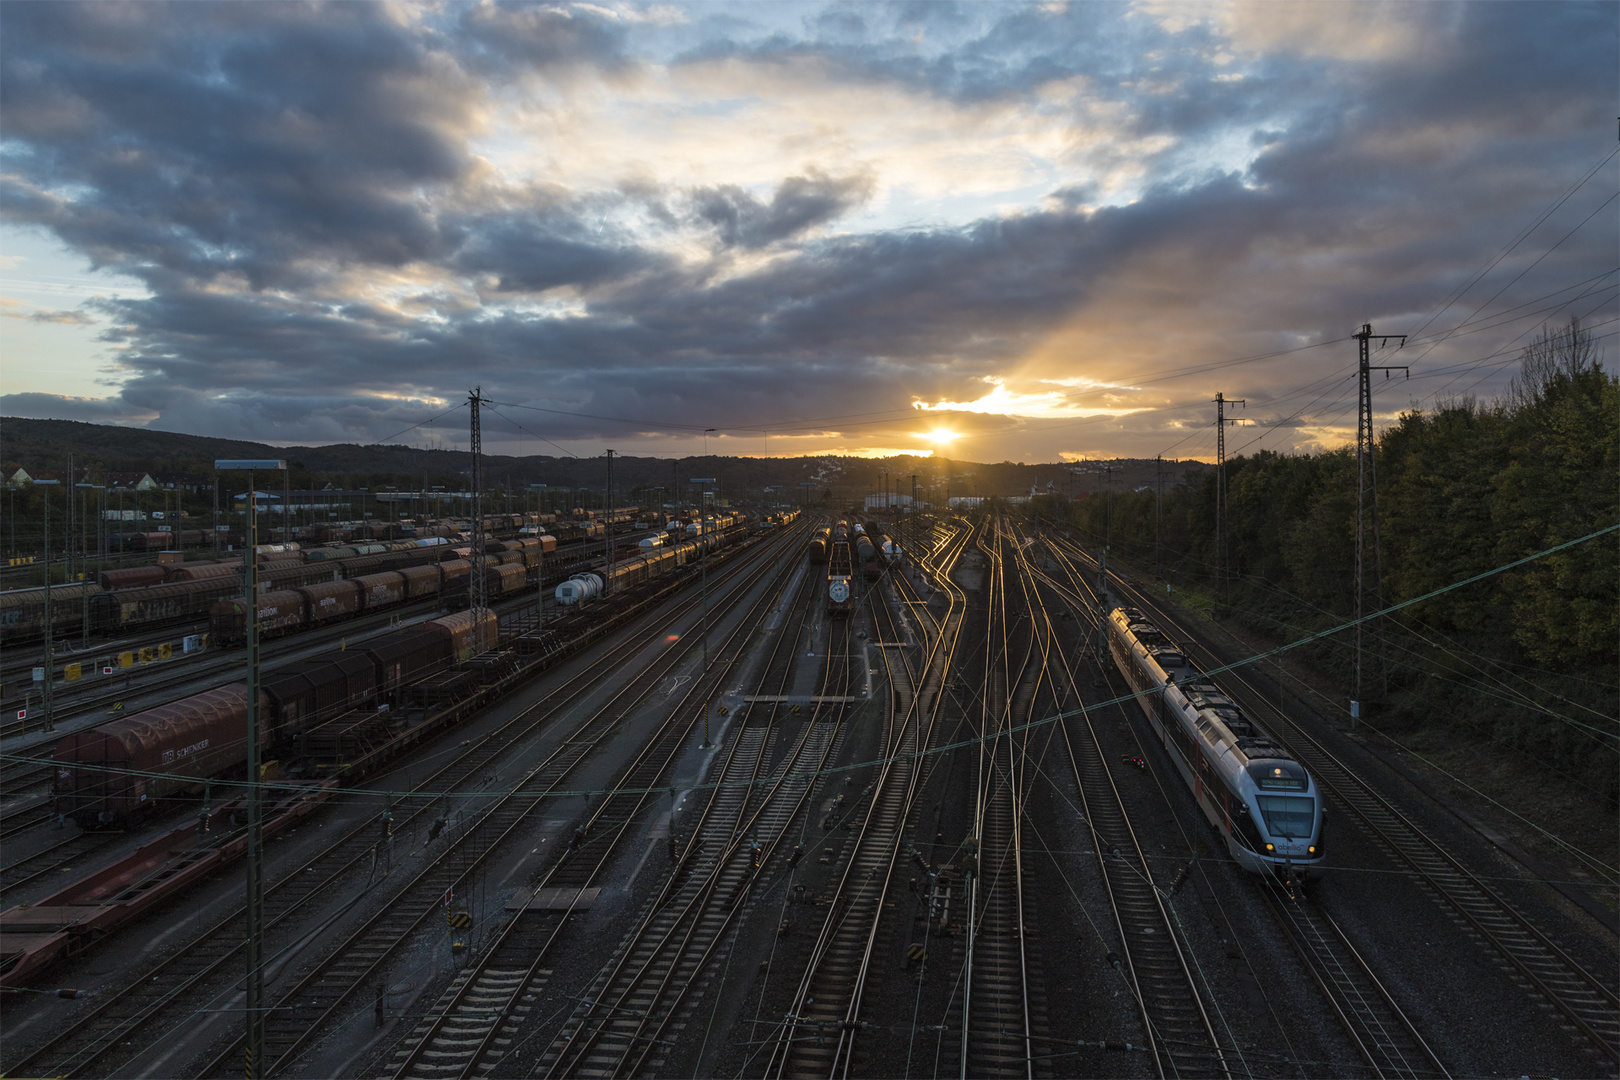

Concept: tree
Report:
left=1491, top=317, right=1618, bottom=669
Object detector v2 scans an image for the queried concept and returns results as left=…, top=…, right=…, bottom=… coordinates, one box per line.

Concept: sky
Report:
left=1, top=1, right=1615, bottom=464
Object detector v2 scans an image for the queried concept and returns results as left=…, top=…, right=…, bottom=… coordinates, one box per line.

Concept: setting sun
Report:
left=925, top=428, right=959, bottom=446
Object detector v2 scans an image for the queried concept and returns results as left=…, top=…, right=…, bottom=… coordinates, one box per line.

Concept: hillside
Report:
left=0, top=417, right=1202, bottom=501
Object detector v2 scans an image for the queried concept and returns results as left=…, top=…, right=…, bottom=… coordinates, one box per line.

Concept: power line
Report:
left=1404, top=144, right=1620, bottom=345
left=1405, top=188, right=1619, bottom=368
left=19, top=524, right=1614, bottom=806
left=482, top=403, right=582, bottom=458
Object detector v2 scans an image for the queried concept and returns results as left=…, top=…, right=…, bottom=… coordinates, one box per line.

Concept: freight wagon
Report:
left=53, top=684, right=266, bottom=826
left=54, top=609, right=499, bottom=827
left=0, top=582, right=105, bottom=643
left=90, top=580, right=238, bottom=637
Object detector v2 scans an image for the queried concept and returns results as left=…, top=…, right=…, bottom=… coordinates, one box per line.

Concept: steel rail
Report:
left=1, top=527, right=795, bottom=1080
left=959, top=519, right=1041, bottom=1079
left=1060, top=535, right=1620, bottom=1067
left=538, top=586, right=847, bottom=1078
left=1034, top=536, right=1232, bottom=1080
left=1258, top=874, right=1449, bottom=1079
left=763, top=519, right=975, bottom=1079
left=388, top=551, right=823, bottom=1079
left=192, top=530, right=803, bottom=1079
left=1040, top=535, right=1452, bottom=1077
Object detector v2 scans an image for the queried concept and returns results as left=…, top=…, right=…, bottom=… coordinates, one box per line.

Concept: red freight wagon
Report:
left=297, top=579, right=362, bottom=627
left=353, top=571, right=406, bottom=612
left=396, top=563, right=440, bottom=601
left=424, top=609, right=498, bottom=663
left=53, top=684, right=263, bottom=827
left=164, top=562, right=240, bottom=583
left=363, top=625, right=451, bottom=696
left=486, top=562, right=526, bottom=597
left=98, top=566, right=167, bottom=590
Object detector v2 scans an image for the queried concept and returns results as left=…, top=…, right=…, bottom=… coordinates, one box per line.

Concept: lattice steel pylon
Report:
left=1352, top=324, right=1407, bottom=719
left=605, top=449, right=616, bottom=593
left=1213, top=392, right=1245, bottom=612
left=469, top=385, right=487, bottom=654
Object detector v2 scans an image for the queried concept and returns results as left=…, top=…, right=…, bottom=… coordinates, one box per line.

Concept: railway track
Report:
left=957, top=520, right=1042, bottom=1078
left=529, top=586, right=844, bottom=1078
left=0, top=529, right=793, bottom=1080
left=1258, top=875, right=1449, bottom=1078
left=193, top=528, right=804, bottom=1078
left=0, top=598, right=551, bottom=892
left=1030, top=532, right=1233, bottom=1079
left=0, top=822, right=129, bottom=904
left=382, top=554, right=827, bottom=1078
left=1053, top=533, right=1620, bottom=1071
left=1039, top=536, right=1446, bottom=1079
left=763, top=519, right=973, bottom=1079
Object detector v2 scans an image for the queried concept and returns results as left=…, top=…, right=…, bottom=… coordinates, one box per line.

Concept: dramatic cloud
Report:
left=1, top=0, right=1614, bottom=463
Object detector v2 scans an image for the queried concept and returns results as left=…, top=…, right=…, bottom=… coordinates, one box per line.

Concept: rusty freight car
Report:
left=53, top=684, right=263, bottom=827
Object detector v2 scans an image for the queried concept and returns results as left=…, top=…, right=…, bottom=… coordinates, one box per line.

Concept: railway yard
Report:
left=0, top=511, right=1615, bottom=1080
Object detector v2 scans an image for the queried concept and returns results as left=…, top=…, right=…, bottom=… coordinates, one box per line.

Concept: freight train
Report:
left=53, top=610, right=497, bottom=828
left=51, top=509, right=761, bottom=827
left=1107, top=606, right=1325, bottom=877
left=856, top=524, right=883, bottom=581
left=106, top=529, right=242, bottom=554
left=827, top=520, right=855, bottom=617
left=557, top=515, right=750, bottom=605
left=208, top=557, right=529, bottom=644
left=1, top=537, right=551, bottom=647
left=761, top=510, right=801, bottom=529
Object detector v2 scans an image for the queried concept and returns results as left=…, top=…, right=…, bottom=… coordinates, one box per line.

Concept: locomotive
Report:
left=1107, top=606, right=1325, bottom=877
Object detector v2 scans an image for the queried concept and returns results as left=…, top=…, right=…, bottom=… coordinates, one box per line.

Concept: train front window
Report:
left=1256, top=795, right=1314, bottom=838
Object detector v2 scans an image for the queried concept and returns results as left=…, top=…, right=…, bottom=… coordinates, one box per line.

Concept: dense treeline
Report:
left=1056, top=320, right=1618, bottom=803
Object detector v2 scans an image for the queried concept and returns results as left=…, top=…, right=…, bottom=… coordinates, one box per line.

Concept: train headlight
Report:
left=1265, top=843, right=1274, bottom=852
left=1308, top=846, right=1315, bottom=854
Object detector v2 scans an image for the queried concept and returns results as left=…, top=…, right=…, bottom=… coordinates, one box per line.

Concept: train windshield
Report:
left=1256, top=795, right=1315, bottom=838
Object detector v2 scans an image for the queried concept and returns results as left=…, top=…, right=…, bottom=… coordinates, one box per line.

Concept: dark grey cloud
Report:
left=1, top=0, right=476, bottom=290
left=1, top=2, right=1614, bottom=458
left=0, top=303, right=92, bottom=325
left=457, top=216, right=673, bottom=293
left=1, top=391, right=152, bottom=425
left=691, top=170, right=874, bottom=249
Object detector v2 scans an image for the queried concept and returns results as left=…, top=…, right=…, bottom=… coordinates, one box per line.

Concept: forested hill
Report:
left=1059, top=320, right=1618, bottom=802
left=0, top=416, right=1187, bottom=500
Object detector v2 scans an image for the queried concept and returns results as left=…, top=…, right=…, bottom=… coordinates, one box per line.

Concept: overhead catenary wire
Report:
left=20, top=525, right=1615, bottom=833
left=1402, top=144, right=1620, bottom=347
left=1401, top=188, right=1619, bottom=372
left=481, top=402, right=582, bottom=458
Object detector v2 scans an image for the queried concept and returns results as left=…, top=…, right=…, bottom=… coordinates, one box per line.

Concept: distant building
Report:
left=104, top=472, right=161, bottom=492
left=863, top=493, right=915, bottom=511
left=149, top=472, right=213, bottom=492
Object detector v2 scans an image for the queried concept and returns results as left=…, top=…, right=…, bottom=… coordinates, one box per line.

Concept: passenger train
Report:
left=1107, top=606, right=1325, bottom=877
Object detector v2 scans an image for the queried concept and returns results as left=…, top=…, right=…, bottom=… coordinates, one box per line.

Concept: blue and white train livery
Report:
left=1108, top=606, right=1325, bottom=877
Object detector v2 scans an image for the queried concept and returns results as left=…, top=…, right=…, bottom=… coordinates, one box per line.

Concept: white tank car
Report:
left=555, top=573, right=604, bottom=605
